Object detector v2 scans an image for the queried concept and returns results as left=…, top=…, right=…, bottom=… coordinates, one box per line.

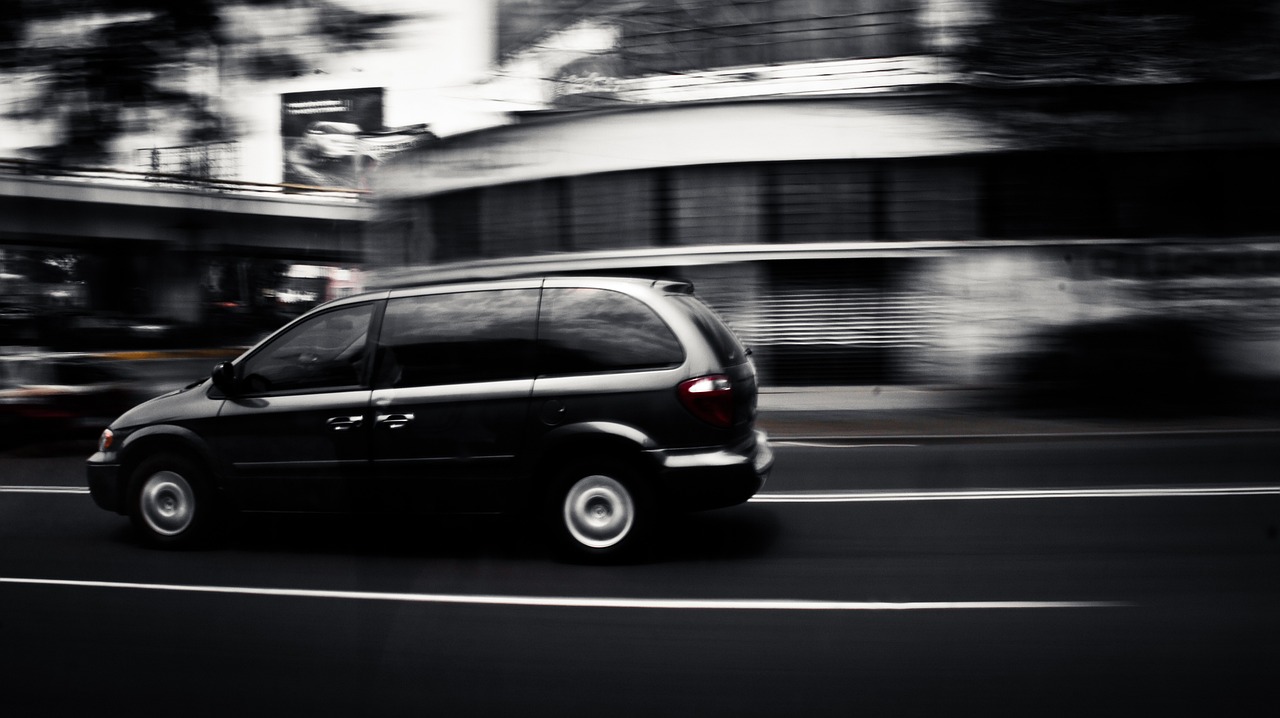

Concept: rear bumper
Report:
left=86, top=452, right=128, bottom=514
left=650, top=430, right=772, bottom=511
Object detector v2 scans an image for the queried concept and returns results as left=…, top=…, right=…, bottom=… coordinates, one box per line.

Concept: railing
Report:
left=138, top=141, right=241, bottom=181
left=0, top=157, right=369, bottom=201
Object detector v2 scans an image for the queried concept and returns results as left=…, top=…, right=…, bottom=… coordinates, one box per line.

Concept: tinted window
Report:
left=671, top=295, right=747, bottom=365
left=539, top=288, right=683, bottom=375
left=239, top=303, right=374, bottom=394
left=374, top=289, right=538, bottom=388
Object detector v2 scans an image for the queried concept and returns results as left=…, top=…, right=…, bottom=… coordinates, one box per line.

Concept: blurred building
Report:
left=5, top=1, right=1280, bottom=400
left=369, top=0, right=1280, bottom=395
left=0, top=1, right=449, bottom=345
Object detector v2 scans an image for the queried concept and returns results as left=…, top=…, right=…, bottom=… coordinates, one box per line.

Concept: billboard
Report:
left=281, top=87, right=384, bottom=188
left=280, top=88, right=437, bottom=189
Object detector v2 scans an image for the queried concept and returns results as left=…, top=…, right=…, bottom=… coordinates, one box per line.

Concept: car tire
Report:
left=128, top=453, right=219, bottom=548
left=549, top=458, right=651, bottom=563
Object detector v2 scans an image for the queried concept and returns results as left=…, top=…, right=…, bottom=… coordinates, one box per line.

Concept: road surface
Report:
left=2, top=434, right=1278, bottom=716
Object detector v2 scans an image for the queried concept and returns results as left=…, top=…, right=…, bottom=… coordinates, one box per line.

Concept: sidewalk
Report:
left=757, top=386, right=1280, bottom=441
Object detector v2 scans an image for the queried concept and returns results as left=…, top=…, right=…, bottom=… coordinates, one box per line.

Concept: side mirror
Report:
left=211, top=361, right=238, bottom=396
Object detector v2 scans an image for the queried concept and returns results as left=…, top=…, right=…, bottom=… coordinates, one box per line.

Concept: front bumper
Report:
left=86, top=451, right=128, bottom=514
left=650, top=430, right=772, bottom=511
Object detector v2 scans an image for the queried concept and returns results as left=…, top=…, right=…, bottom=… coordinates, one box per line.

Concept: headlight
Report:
left=97, top=428, right=114, bottom=453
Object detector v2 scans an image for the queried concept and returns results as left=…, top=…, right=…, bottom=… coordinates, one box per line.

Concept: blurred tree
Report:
left=949, top=1, right=1280, bottom=150
left=0, top=0, right=407, bottom=166
left=957, top=0, right=1280, bottom=85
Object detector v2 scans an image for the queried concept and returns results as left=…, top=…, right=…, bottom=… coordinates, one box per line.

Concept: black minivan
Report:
left=87, top=276, right=772, bottom=560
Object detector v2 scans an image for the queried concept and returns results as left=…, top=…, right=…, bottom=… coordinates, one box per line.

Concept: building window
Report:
left=619, top=0, right=922, bottom=75
left=671, top=164, right=765, bottom=245
left=569, top=171, right=661, bottom=250
left=771, top=161, right=878, bottom=243
left=480, top=181, right=564, bottom=256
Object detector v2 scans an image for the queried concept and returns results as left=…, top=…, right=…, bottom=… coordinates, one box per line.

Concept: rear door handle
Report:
left=376, top=413, right=415, bottom=429
left=326, top=415, right=364, bottom=431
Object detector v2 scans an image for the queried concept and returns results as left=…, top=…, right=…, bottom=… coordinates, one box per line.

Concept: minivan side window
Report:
left=239, top=303, right=374, bottom=394
left=539, top=288, right=683, bottom=375
left=374, top=289, right=538, bottom=388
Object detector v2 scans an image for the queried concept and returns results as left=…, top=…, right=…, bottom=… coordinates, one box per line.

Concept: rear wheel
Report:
left=129, top=453, right=219, bottom=548
left=549, top=459, right=651, bottom=562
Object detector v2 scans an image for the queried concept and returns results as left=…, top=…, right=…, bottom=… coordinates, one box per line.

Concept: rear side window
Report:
left=539, top=288, right=683, bottom=375
left=671, top=295, right=747, bottom=365
left=375, top=289, right=538, bottom=388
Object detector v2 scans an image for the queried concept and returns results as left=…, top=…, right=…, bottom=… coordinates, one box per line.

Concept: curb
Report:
left=757, top=413, right=1280, bottom=442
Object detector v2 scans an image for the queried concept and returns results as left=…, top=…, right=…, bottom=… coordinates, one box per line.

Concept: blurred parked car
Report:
left=1009, top=317, right=1223, bottom=416
left=0, top=303, right=38, bottom=344
left=0, top=355, right=142, bottom=443
left=39, top=312, right=187, bottom=351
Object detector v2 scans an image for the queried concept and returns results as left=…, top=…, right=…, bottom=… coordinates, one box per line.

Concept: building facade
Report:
left=371, top=1, right=1280, bottom=392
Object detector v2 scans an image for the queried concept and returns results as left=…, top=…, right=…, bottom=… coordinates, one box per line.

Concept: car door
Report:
left=369, top=285, right=539, bottom=513
left=213, top=301, right=379, bottom=512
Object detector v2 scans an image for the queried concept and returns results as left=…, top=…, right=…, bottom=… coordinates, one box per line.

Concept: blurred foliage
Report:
left=957, top=0, right=1280, bottom=84
left=950, top=2, right=1280, bottom=150
left=0, top=0, right=408, bottom=165
left=497, top=0, right=593, bottom=60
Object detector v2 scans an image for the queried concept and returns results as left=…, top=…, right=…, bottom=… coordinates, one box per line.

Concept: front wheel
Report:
left=550, top=460, right=651, bottom=562
left=129, top=454, right=219, bottom=548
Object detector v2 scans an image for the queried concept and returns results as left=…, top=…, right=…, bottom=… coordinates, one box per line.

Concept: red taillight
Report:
left=678, top=374, right=734, bottom=428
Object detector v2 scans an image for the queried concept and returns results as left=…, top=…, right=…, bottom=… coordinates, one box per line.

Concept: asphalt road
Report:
left=2, top=435, right=1278, bottom=717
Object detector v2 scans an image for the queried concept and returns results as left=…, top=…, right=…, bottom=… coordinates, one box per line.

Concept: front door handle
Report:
left=376, top=413, right=415, bottom=429
left=326, top=415, right=364, bottom=431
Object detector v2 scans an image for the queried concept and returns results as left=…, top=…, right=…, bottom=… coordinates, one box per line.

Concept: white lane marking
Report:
left=774, top=441, right=920, bottom=448
left=7, top=485, right=1279, bottom=502
left=0, top=577, right=1124, bottom=611
left=752, top=485, right=1280, bottom=503
left=773, top=428, right=1280, bottom=443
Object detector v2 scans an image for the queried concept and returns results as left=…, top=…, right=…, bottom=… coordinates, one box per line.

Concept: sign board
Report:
left=281, top=88, right=384, bottom=188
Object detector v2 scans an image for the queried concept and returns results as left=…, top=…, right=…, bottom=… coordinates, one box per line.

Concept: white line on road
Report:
left=0, top=577, right=1125, bottom=611
left=772, top=428, right=1280, bottom=444
left=773, top=441, right=920, bottom=448
left=6, top=485, right=1280, bottom=502
left=751, top=485, right=1280, bottom=503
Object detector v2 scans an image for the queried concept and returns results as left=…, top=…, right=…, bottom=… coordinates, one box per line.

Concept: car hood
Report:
left=109, top=378, right=218, bottom=431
